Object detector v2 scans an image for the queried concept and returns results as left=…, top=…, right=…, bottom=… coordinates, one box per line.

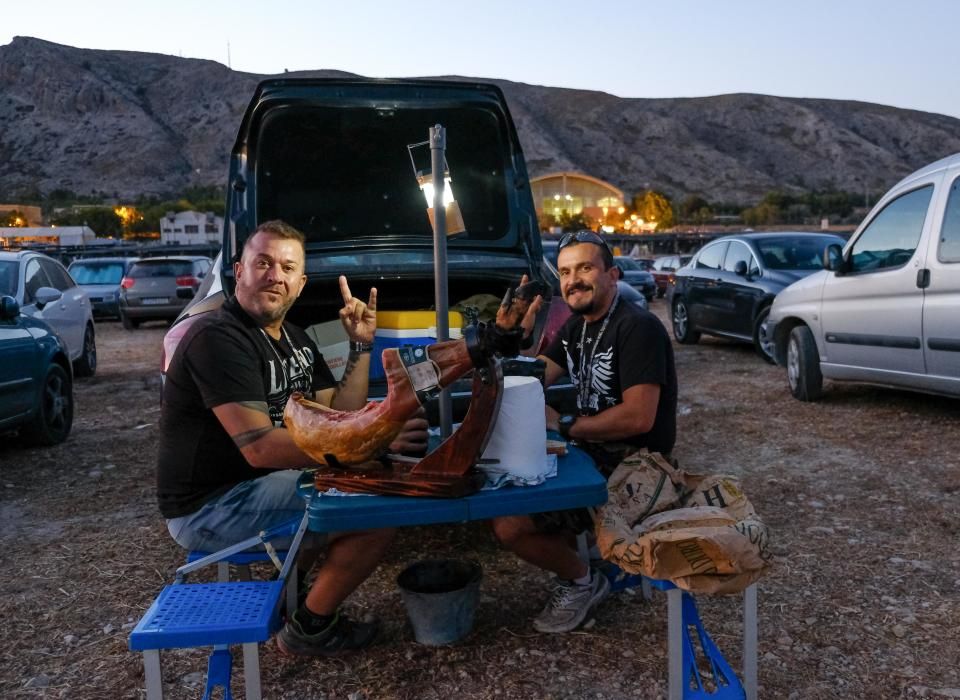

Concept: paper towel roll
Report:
left=480, top=376, right=548, bottom=481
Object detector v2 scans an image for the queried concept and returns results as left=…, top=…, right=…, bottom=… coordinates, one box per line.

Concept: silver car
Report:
left=0, top=250, right=97, bottom=377
left=119, top=256, right=212, bottom=329
left=769, top=152, right=960, bottom=400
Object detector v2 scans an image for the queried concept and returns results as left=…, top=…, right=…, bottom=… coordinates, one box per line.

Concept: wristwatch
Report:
left=557, top=413, right=578, bottom=440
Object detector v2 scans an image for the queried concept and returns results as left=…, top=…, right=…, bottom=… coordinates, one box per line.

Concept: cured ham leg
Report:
left=284, top=281, right=544, bottom=467
left=285, top=338, right=474, bottom=467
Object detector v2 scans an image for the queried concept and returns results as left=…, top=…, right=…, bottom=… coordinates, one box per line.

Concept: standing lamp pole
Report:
left=430, top=124, right=453, bottom=438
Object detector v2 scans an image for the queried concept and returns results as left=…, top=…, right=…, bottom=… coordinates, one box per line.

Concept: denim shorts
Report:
left=166, top=470, right=325, bottom=553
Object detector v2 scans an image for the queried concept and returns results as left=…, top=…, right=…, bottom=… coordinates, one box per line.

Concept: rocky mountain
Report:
left=2, top=36, right=960, bottom=204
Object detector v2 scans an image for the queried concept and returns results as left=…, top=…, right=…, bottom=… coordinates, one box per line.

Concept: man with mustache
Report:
left=492, top=230, right=678, bottom=633
left=158, top=220, right=427, bottom=656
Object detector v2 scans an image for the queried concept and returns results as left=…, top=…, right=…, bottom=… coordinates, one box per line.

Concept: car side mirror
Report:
left=34, top=286, right=63, bottom=309
left=0, top=295, right=20, bottom=320
left=734, top=260, right=748, bottom=277
left=824, top=244, right=845, bottom=274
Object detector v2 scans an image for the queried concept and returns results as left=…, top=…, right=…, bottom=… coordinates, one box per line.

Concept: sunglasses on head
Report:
left=558, top=230, right=613, bottom=253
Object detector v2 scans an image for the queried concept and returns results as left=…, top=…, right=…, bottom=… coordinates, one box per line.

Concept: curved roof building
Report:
left=530, top=172, right=625, bottom=225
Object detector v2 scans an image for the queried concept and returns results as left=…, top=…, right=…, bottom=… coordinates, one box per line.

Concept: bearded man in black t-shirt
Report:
left=492, top=230, right=678, bottom=634
left=158, top=220, right=427, bottom=657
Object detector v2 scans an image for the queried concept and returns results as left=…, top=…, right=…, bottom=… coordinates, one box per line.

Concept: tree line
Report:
left=538, top=188, right=875, bottom=233
left=1, top=186, right=225, bottom=237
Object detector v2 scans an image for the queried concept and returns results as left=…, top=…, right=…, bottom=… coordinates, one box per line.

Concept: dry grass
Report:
left=1, top=304, right=958, bottom=699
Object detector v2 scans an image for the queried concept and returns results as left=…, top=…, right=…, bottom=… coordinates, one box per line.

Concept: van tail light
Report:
left=121, top=277, right=135, bottom=289
left=176, top=275, right=200, bottom=287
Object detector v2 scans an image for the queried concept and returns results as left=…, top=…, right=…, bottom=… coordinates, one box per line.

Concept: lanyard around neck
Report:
left=577, top=291, right=619, bottom=413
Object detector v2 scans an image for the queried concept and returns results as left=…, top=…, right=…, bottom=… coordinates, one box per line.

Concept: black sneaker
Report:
left=277, top=609, right=379, bottom=657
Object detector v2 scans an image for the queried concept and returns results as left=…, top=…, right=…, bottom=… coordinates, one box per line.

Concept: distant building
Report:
left=0, top=226, right=98, bottom=247
left=530, top=172, right=625, bottom=230
left=0, top=204, right=43, bottom=227
left=160, top=211, right=222, bottom=244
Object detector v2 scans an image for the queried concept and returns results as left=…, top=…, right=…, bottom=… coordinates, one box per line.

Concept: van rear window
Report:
left=256, top=105, right=510, bottom=244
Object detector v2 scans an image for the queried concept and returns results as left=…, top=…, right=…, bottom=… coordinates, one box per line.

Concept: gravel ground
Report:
left=1, top=300, right=958, bottom=699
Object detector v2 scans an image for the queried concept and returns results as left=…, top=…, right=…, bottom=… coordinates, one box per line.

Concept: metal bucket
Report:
left=397, top=559, right=482, bottom=645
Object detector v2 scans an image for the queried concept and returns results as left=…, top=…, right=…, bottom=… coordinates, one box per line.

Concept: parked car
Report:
left=120, top=256, right=212, bottom=329
left=614, top=256, right=657, bottom=301
left=164, top=78, right=568, bottom=417
left=651, top=254, right=691, bottom=298
left=68, top=256, right=140, bottom=319
left=671, top=232, right=846, bottom=362
left=0, top=295, right=74, bottom=445
left=615, top=280, right=649, bottom=311
left=0, top=249, right=97, bottom=377
left=632, top=257, right=656, bottom=271
left=769, top=153, right=960, bottom=401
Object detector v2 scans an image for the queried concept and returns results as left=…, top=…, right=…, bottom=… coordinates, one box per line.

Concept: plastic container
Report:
left=396, top=559, right=482, bottom=645
left=370, top=310, right=464, bottom=380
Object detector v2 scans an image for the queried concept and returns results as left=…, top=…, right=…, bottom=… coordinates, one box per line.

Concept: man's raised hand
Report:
left=338, top=275, right=377, bottom=344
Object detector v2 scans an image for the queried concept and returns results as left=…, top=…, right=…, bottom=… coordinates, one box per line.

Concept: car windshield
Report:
left=616, top=257, right=640, bottom=271
left=755, top=236, right=838, bottom=271
left=129, top=260, right=194, bottom=278
left=0, top=261, right=17, bottom=296
left=69, top=262, right=126, bottom=284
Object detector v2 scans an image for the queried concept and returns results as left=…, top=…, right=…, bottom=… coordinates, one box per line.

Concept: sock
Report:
left=294, top=607, right=336, bottom=635
left=573, top=570, right=592, bottom=587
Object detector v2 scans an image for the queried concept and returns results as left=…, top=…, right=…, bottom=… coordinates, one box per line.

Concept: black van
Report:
left=165, top=78, right=569, bottom=411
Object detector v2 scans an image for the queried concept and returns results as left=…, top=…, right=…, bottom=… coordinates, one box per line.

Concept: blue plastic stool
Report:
left=185, top=549, right=297, bottom=619
left=129, top=580, right=285, bottom=700
left=131, top=508, right=312, bottom=699
left=621, top=575, right=757, bottom=700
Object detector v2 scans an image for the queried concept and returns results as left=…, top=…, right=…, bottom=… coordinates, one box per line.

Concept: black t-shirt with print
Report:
left=157, top=296, right=336, bottom=518
left=544, top=299, right=677, bottom=457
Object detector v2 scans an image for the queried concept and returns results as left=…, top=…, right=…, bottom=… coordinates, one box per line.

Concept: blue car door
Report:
left=0, top=314, right=38, bottom=422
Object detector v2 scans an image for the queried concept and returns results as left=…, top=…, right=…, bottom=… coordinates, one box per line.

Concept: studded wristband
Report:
left=350, top=340, right=374, bottom=354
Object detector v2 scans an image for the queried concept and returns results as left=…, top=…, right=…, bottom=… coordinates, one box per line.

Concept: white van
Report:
left=768, top=152, right=960, bottom=401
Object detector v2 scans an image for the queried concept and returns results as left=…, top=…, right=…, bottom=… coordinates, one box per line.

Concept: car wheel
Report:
left=121, top=311, right=140, bottom=330
left=73, top=324, right=97, bottom=377
left=672, top=297, right=700, bottom=344
left=752, top=306, right=776, bottom=364
left=22, top=364, right=74, bottom=446
left=787, top=325, right=823, bottom=401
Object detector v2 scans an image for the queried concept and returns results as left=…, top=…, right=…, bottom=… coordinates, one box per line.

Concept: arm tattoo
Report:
left=232, top=426, right=276, bottom=448
left=335, top=350, right=362, bottom=390
left=237, top=401, right=270, bottom=415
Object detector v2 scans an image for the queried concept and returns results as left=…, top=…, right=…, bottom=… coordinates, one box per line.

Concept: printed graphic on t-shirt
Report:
left=562, top=338, right=619, bottom=414
left=266, top=344, right=315, bottom=425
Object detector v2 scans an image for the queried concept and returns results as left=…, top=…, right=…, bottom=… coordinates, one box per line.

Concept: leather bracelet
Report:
left=350, top=340, right=374, bottom=354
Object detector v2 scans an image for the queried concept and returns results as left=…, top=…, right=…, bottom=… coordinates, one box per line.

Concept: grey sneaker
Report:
left=533, top=569, right=611, bottom=633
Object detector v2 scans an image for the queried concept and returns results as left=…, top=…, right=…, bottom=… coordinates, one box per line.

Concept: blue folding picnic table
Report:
left=295, top=444, right=756, bottom=700
left=295, top=444, right=608, bottom=531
